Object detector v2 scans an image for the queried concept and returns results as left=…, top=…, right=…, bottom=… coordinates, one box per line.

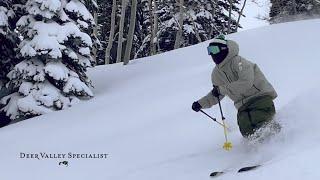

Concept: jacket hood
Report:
left=217, top=40, right=239, bottom=68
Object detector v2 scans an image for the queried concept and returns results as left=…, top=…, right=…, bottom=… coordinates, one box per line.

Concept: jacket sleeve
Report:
left=197, top=90, right=225, bottom=109
left=219, top=58, right=255, bottom=95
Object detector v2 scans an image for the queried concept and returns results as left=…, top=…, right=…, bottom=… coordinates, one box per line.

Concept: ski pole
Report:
left=199, top=110, right=227, bottom=129
left=217, top=95, right=233, bottom=151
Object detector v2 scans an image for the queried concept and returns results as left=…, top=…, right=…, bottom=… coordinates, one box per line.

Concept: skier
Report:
left=192, top=36, right=279, bottom=138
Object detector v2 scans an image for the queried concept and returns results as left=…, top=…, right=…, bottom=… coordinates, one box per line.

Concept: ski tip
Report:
left=210, top=171, right=224, bottom=177
left=238, top=165, right=261, bottom=173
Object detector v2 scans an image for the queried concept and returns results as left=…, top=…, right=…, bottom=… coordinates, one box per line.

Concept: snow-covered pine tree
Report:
left=156, top=0, right=240, bottom=52
left=270, top=0, right=320, bottom=23
left=1, top=0, right=95, bottom=120
left=0, top=0, right=20, bottom=88
left=96, top=0, right=241, bottom=62
left=134, top=0, right=155, bottom=58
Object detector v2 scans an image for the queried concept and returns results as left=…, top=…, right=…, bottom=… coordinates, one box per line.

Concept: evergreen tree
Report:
left=96, top=0, right=125, bottom=64
left=0, top=0, right=20, bottom=87
left=270, top=0, right=320, bottom=23
left=98, top=0, right=241, bottom=63
left=134, top=0, right=154, bottom=58
left=154, top=0, right=240, bottom=53
left=1, top=0, right=95, bottom=120
left=97, top=0, right=113, bottom=64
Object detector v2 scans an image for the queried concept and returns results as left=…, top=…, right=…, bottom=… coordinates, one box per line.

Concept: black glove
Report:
left=211, top=87, right=220, bottom=97
left=192, top=101, right=202, bottom=112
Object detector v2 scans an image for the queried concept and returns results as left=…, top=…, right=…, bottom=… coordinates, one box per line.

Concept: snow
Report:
left=0, top=6, right=9, bottom=27
left=4, top=81, right=80, bottom=117
left=27, top=0, right=61, bottom=19
left=196, top=9, right=213, bottom=19
left=13, top=59, right=46, bottom=82
left=1, top=19, right=320, bottom=180
left=77, top=55, right=92, bottom=67
left=19, top=21, right=92, bottom=58
left=17, top=91, right=54, bottom=115
left=19, top=81, right=33, bottom=95
left=63, top=76, right=94, bottom=97
left=65, top=0, right=94, bottom=21
left=77, top=19, right=89, bottom=29
left=67, top=50, right=78, bottom=60
left=79, top=47, right=91, bottom=56
left=184, top=24, right=194, bottom=34
left=34, top=0, right=61, bottom=12
left=44, top=61, right=69, bottom=81
left=0, top=93, right=21, bottom=119
left=0, top=5, right=15, bottom=35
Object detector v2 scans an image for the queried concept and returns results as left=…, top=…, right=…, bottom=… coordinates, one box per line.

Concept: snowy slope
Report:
left=1, top=19, right=320, bottom=180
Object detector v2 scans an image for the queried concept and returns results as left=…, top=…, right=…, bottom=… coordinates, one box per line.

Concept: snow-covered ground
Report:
left=1, top=19, right=320, bottom=180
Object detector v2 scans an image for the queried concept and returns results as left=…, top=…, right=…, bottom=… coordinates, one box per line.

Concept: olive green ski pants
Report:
left=237, top=96, right=276, bottom=137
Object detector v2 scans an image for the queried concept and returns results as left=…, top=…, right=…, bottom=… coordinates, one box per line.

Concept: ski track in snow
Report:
left=1, top=19, right=320, bottom=180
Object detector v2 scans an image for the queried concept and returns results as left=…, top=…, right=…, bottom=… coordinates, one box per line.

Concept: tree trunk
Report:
left=236, top=0, right=247, bottom=32
left=149, top=0, right=154, bottom=55
left=105, top=0, right=117, bottom=64
left=151, top=0, right=158, bottom=55
left=174, top=0, right=184, bottom=49
left=151, top=1, right=159, bottom=55
left=116, top=0, right=127, bottom=63
left=92, top=11, right=98, bottom=63
left=227, top=0, right=233, bottom=34
left=124, top=0, right=138, bottom=65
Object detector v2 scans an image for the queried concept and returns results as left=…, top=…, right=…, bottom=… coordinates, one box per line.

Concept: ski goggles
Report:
left=207, top=45, right=221, bottom=55
left=207, top=44, right=228, bottom=55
